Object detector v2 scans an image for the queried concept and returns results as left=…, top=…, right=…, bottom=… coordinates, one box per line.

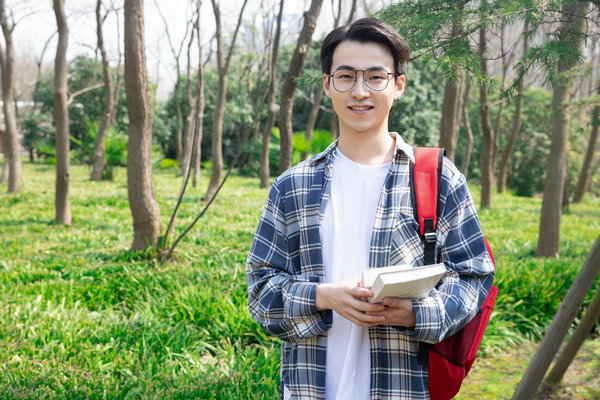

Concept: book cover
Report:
left=361, top=263, right=447, bottom=303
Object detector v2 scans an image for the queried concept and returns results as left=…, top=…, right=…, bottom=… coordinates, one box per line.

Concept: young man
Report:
left=246, top=18, right=495, bottom=400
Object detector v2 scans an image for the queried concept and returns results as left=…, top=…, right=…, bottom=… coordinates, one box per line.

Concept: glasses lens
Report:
left=364, top=69, right=390, bottom=91
left=332, top=69, right=356, bottom=92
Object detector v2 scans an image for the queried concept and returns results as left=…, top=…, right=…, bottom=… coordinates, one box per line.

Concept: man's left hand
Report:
left=368, top=297, right=416, bottom=328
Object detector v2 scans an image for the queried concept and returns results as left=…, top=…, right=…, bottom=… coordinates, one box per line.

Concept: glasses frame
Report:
left=327, top=67, right=399, bottom=93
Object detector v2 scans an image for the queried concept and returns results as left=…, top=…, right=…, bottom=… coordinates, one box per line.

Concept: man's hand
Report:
left=368, top=297, right=416, bottom=328
left=315, top=279, right=387, bottom=327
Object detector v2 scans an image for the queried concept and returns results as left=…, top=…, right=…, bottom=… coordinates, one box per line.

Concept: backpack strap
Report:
left=410, top=147, right=445, bottom=265
left=411, top=147, right=445, bottom=368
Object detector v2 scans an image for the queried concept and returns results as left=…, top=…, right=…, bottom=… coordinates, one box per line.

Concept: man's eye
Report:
left=367, top=74, right=386, bottom=81
left=337, top=73, right=355, bottom=80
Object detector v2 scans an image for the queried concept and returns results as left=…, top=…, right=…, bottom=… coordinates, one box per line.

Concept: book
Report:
left=360, top=263, right=447, bottom=303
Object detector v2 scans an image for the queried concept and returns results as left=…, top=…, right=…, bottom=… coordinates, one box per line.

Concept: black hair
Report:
left=320, top=17, right=410, bottom=76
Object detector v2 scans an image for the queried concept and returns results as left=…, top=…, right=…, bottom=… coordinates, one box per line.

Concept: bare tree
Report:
left=204, top=0, right=249, bottom=201
left=0, top=0, right=21, bottom=193
left=124, top=0, right=161, bottom=251
left=259, top=0, right=284, bottom=188
left=536, top=1, right=588, bottom=257
left=91, top=0, right=115, bottom=181
left=497, top=28, right=528, bottom=194
left=53, top=0, right=70, bottom=224
left=278, top=0, right=324, bottom=174
left=152, top=0, right=191, bottom=164
left=191, top=3, right=206, bottom=188
left=479, top=15, right=495, bottom=209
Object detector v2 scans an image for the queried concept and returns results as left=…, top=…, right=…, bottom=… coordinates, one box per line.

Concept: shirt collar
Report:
left=308, top=132, right=414, bottom=167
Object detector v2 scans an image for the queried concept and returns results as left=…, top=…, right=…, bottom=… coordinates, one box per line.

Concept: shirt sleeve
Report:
left=407, top=159, right=495, bottom=343
left=246, top=180, right=332, bottom=343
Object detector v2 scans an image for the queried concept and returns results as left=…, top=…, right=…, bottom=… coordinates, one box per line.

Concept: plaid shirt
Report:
left=246, top=133, right=495, bottom=399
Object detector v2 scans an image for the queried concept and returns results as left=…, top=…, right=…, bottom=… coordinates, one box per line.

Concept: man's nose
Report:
left=351, top=71, right=370, bottom=97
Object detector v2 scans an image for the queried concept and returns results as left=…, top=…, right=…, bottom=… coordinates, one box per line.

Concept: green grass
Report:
left=0, top=162, right=599, bottom=398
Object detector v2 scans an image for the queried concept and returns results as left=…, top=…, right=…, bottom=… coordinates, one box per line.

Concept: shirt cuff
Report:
left=407, top=294, right=444, bottom=343
left=285, top=278, right=332, bottom=339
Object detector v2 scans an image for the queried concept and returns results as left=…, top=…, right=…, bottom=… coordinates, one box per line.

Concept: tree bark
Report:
left=192, top=1, right=205, bottom=189
left=536, top=2, right=587, bottom=257
left=91, top=0, right=115, bottom=181
left=259, top=0, right=284, bottom=189
left=439, top=78, right=462, bottom=162
left=572, top=86, right=599, bottom=203
left=204, top=0, right=248, bottom=201
left=479, top=19, right=494, bottom=209
left=181, top=10, right=197, bottom=179
left=498, top=32, right=528, bottom=194
left=546, top=285, right=600, bottom=386
left=460, top=81, right=473, bottom=178
left=511, top=233, right=600, bottom=400
left=303, top=87, right=324, bottom=161
left=277, top=0, right=323, bottom=174
left=0, top=0, right=21, bottom=193
left=124, top=0, right=161, bottom=251
left=53, top=0, right=71, bottom=224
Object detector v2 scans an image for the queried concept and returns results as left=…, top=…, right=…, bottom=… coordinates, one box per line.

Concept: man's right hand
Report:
left=315, top=279, right=386, bottom=327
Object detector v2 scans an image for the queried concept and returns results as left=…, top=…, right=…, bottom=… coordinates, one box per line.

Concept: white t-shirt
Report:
left=321, top=149, right=391, bottom=400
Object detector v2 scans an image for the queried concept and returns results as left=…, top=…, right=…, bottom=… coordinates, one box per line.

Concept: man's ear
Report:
left=394, top=74, right=405, bottom=99
left=323, top=74, right=332, bottom=98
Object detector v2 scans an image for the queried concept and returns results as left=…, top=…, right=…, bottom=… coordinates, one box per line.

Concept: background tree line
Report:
left=0, top=0, right=598, bottom=258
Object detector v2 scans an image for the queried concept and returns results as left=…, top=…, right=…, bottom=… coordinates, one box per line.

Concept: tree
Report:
left=478, top=5, right=495, bottom=209
left=124, top=0, right=161, bottom=251
left=91, top=0, right=115, bottom=181
left=572, top=82, right=600, bottom=203
left=191, top=0, right=205, bottom=188
left=460, top=81, right=473, bottom=177
left=511, top=233, right=600, bottom=399
left=259, top=0, right=284, bottom=188
left=498, top=27, right=529, bottom=194
left=204, top=0, right=248, bottom=201
left=53, top=0, right=71, bottom=224
left=438, top=19, right=464, bottom=162
left=277, top=0, right=323, bottom=174
left=0, top=0, right=21, bottom=193
left=536, top=1, right=588, bottom=257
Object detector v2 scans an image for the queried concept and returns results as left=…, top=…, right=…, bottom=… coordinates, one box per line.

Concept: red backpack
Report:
left=410, top=147, right=499, bottom=400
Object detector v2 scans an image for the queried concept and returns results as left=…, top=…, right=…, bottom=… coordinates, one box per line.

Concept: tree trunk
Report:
left=0, top=0, right=21, bottom=193
left=303, top=86, right=324, bottom=161
left=204, top=0, right=248, bottom=201
left=124, top=0, right=161, bottom=251
left=259, top=0, right=284, bottom=189
left=479, top=20, right=494, bottom=209
left=546, top=285, right=600, bottom=386
left=53, top=0, right=71, bottom=224
left=91, top=0, right=115, bottom=181
left=511, top=233, right=600, bottom=400
left=277, top=0, right=323, bottom=174
left=192, top=3, right=205, bottom=189
left=536, top=2, right=587, bottom=258
left=439, top=78, right=462, bottom=162
left=460, top=81, right=473, bottom=178
left=330, top=108, right=340, bottom=139
left=497, top=33, right=527, bottom=194
left=572, top=87, right=599, bottom=203
left=181, top=11, right=197, bottom=179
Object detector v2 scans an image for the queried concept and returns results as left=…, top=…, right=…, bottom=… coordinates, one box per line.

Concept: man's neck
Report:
left=337, top=130, right=395, bottom=166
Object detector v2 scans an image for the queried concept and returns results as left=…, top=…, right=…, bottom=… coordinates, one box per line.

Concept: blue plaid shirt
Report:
left=246, top=134, right=495, bottom=399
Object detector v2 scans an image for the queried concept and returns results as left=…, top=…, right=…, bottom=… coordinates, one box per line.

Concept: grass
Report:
left=0, top=161, right=599, bottom=398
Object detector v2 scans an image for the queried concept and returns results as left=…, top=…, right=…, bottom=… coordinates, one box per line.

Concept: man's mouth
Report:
left=349, top=105, right=373, bottom=111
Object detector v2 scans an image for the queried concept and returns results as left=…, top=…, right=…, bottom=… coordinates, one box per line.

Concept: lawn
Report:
left=0, top=162, right=598, bottom=398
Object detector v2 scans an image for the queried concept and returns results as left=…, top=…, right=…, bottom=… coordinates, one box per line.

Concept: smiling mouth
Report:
left=349, top=105, right=373, bottom=111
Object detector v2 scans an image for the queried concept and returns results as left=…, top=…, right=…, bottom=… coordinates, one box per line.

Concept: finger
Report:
left=350, top=286, right=374, bottom=299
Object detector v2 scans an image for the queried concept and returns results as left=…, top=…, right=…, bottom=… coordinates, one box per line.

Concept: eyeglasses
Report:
left=328, top=67, right=398, bottom=92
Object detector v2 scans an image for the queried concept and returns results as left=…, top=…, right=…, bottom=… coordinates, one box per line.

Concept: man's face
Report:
left=323, top=40, right=405, bottom=137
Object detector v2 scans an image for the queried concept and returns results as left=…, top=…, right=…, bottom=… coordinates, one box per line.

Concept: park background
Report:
left=0, top=0, right=599, bottom=398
